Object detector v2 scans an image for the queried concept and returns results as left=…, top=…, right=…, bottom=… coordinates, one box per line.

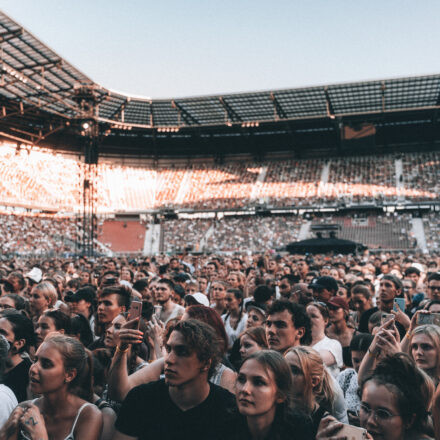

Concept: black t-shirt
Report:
left=358, top=307, right=378, bottom=333
left=4, top=357, right=31, bottom=402
left=115, top=379, right=237, bottom=440
left=226, top=408, right=313, bottom=440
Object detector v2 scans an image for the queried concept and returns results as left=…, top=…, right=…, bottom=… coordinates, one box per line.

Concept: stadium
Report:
left=0, top=8, right=439, bottom=257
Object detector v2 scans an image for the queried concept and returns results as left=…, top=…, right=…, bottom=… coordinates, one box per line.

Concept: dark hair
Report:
left=253, top=285, right=274, bottom=303
left=349, top=333, right=374, bottom=353
left=281, top=274, right=300, bottom=284
left=3, top=294, right=26, bottom=311
left=267, top=300, right=311, bottom=345
left=100, top=285, right=131, bottom=309
left=225, top=288, right=244, bottom=320
left=0, top=335, right=9, bottom=381
left=0, top=309, right=35, bottom=351
left=425, top=300, right=440, bottom=311
left=171, top=319, right=221, bottom=378
left=428, top=272, right=440, bottom=283
left=360, top=353, right=434, bottom=434
left=133, top=278, right=149, bottom=292
left=157, top=278, right=176, bottom=293
left=67, top=278, right=82, bottom=291
left=185, top=305, right=228, bottom=355
left=405, top=267, right=421, bottom=277
left=141, top=301, right=154, bottom=321
left=8, top=271, right=25, bottom=290
left=44, top=334, right=94, bottom=401
left=70, top=314, right=94, bottom=347
left=43, top=310, right=71, bottom=334
left=382, top=274, right=403, bottom=292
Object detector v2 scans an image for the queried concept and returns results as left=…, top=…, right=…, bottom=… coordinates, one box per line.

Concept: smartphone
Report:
left=337, top=424, right=368, bottom=440
left=154, top=305, right=162, bottom=319
left=393, top=298, right=405, bottom=312
left=418, top=313, right=440, bottom=326
left=381, top=313, right=394, bottom=325
left=128, top=300, right=142, bottom=323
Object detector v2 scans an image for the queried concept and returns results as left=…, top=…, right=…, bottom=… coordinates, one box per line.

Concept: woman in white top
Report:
left=306, top=302, right=343, bottom=378
left=222, top=288, right=248, bottom=350
left=0, top=334, right=102, bottom=440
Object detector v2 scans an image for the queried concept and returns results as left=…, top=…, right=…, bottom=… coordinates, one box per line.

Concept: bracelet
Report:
left=405, top=330, right=412, bottom=339
left=368, top=348, right=378, bottom=358
left=115, top=345, right=129, bottom=354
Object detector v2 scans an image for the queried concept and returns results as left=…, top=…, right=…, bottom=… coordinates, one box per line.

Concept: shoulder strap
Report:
left=66, top=402, right=93, bottom=439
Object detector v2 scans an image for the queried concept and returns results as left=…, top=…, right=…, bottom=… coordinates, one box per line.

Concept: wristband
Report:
left=116, top=345, right=129, bottom=354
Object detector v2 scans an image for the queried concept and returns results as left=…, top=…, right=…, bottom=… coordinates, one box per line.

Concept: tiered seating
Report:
left=423, top=213, right=440, bottom=251
left=98, top=220, right=146, bottom=253
left=312, top=215, right=414, bottom=249
left=205, top=216, right=303, bottom=252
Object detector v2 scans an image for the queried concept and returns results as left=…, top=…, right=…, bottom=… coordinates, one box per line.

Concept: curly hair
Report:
left=170, top=319, right=221, bottom=379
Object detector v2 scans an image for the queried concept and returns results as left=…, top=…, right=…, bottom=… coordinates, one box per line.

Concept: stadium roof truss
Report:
left=0, top=9, right=440, bottom=153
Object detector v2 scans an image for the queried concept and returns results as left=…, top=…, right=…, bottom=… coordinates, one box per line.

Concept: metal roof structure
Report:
left=0, top=9, right=440, bottom=156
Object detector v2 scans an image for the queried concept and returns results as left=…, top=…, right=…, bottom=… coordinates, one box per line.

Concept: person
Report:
left=326, top=296, right=356, bottom=367
left=91, top=285, right=131, bottom=349
left=404, top=323, right=440, bottom=387
left=317, top=353, right=434, bottom=440
left=352, top=284, right=376, bottom=333
left=35, top=309, right=71, bottom=347
left=0, top=294, right=26, bottom=312
left=0, top=335, right=18, bottom=427
left=265, top=300, right=311, bottom=353
left=29, top=281, right=58, bottom=322
left=0, top=334, right=102, bottom=440
left=231, top=350, right=312, bottom=439
left=0, top=309, right=35, bottom=402
left=245, top=301, right=266, bottom=329
left=427, top=272, right=440, bottom=301
left=238, top=326, right=268, bottom=360
left=336, top=333, right=374, bottom=424
left=154, top=279, right=185, bottom=324
left=222, top=288, right=247, bottom=349
left=284, top=345, right=346, bottom=435
left=113, top=319, right=237, bottom=440
left=65, top=286, right=97, bottom=336
left=306, top=302, right=343, bottom=377
left=209, top=280, right=228, bottom=316
left=309, top=276, right=338, bottom=304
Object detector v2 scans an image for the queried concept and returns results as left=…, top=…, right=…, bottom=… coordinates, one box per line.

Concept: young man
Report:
left=0, top=310, right=35, bottom=402
left=309, top=276, right=338, bottom=304
left=265, top=300, right=311, bottom=353
left=155, top=279, right=184, bottom=324
left=113, top=319, right=236, bottom=440
left=90, top=285, right=131, bottom=349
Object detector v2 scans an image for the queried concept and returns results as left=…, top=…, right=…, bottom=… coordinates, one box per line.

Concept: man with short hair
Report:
left=265, top=300, right=311, bottom=353
left=0, top=310, right=35, bottom=402
left=278, top=274, right=300, bottom=300
left=427, top=273, right=440, bottom=301
left=91, top=285, right=131, bottom=349
left=352, top=284, right=376, bottom=333
left=156, top=279, right=184, bottom=324
left=113, top=319, right=236, bottom=440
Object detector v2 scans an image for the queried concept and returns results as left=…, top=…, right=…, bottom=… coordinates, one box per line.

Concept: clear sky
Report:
left=1, top=1, right=439, bottom=99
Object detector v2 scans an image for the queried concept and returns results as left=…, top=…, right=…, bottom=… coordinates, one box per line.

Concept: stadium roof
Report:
left=0, top=8, right=439, bottom=156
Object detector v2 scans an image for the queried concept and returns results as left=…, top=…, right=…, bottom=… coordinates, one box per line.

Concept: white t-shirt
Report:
left=0, top=384, right=18, bottom=428
left=222, top=313, right=248, bottom=349
left=313, top=336, right=343, bottom=378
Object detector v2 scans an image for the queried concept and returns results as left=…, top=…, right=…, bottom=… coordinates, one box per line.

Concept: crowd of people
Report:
left=1, top=142, right=439, bottom=212
left=0, top=251, right=439, bottom=439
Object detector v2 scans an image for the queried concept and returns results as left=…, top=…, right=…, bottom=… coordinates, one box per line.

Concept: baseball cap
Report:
left=327, top=296, right=349, bottom=311
left=64, top=287, right=96, bottom=303
left=309, top=276, right=338, bottom=293
left=25, top=267, right=43, bottom=284
left=184, top=292, right=210, bottom=307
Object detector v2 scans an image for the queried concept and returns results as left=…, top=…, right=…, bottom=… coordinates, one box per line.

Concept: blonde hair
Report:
left=410, top=324, right=440, bottom=380
left=33, top=281, right=57, bottom=308
left=285, top=346, right=335, bottom=413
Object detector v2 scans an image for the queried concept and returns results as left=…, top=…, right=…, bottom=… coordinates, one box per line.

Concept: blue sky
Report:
left=1, top=1, right=439, bottom=98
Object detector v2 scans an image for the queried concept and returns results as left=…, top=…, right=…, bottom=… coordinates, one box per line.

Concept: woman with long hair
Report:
left=306, top=302, right=343, bottom=377
left=0, top=334, right=102, bottom=440
left=239, top=326, right=268, bottom=361
left=284, top=346, right=338, bottom=436
left=222, top=288, right=247, bottom=350
left=232, top=350, right=312, bottom=439
left=318, top=353, right=434, bottom=440
left=209, top=280, right=228, bottom=316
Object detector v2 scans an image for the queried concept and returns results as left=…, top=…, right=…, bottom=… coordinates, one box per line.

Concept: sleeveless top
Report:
left=20, top=400, right=93, bottom=440
left=210, top=363, right=227, bottom=386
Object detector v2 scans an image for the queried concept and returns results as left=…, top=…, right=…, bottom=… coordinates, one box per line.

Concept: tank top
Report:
left=20, top=400, right=93, bottom=440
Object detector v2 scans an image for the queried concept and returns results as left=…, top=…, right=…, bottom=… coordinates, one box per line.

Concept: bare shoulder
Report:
left=75, top=404, right=103, bottom=440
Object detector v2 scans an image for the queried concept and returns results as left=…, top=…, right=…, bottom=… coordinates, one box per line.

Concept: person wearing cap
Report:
left=326, top=297, right=356, bottom=367
left=244, top=301, right=266, bottom=329
left=184, top=292, right=210, bottom=308
left=25, top=267, right=43, bottom=289
left=309, top=276, right=338, bottom=304
left=65, top=286, right=97, bottom=339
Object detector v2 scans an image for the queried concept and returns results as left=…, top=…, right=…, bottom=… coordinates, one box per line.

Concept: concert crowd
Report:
left=0, top=251, right=439, bottom=439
